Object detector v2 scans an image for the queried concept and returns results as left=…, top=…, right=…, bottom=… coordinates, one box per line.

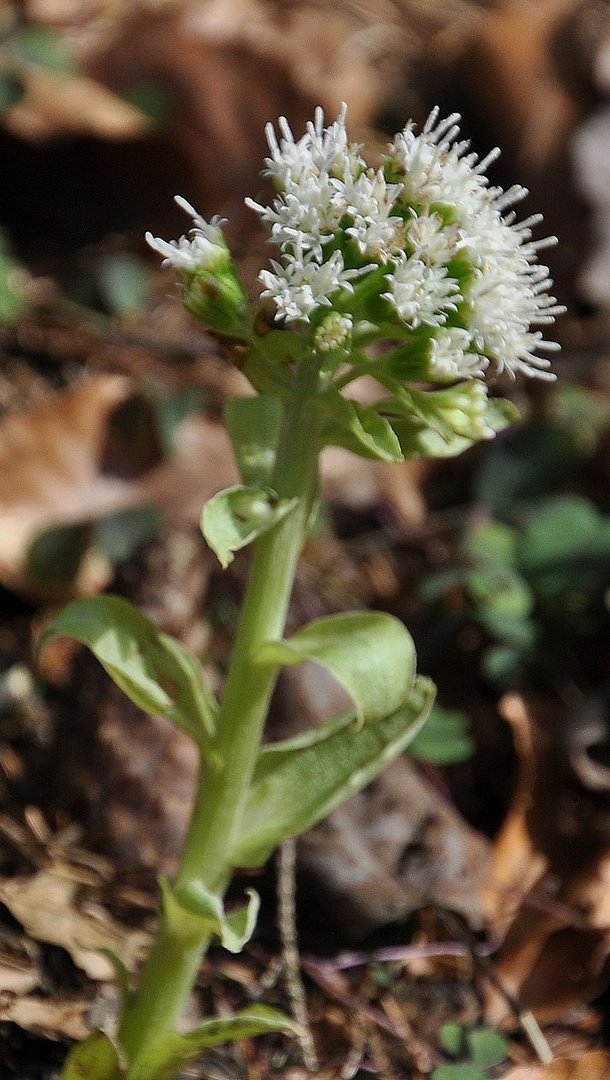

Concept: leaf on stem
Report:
left=162, top=879, right=260, bottom=954
left=256, top=611, right=416, bottom=726
left=319, top=391, right=404, bottom=462
left=62, top=1030, right=122, bottom=1080
left=225, top=396, right=283, bottom=486
left=201, top=485, right=298, bottom=568
left=124, top=1006, right=297, bottom=1080
left=232, top=676, right=436, bottom=867
left=39, top=596, right=218, bottom=752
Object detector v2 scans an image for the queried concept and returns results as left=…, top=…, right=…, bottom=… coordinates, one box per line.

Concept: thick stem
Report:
left=118, top=384, right=322, bottom=1068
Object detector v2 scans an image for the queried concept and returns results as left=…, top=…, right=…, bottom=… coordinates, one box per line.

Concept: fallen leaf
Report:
left=503, top=1051, right=610, bottom=1079
left=0, top=993, right=91, bottom=1041
left=0, top=865, right=149, bottom=979
left=3, top=65, right=149, bottom=141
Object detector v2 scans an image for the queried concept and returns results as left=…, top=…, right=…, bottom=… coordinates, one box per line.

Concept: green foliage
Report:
left=62, top=1008, right=296, bottom=1080
left=162, top=879, right=260, bottom=953
left=201, top=485, right=298, bottom=568
left=95, top=253, right=151, bottom=316
left=39, top=596, right=218, bottom=752
left=256, top=611, right=416, bottom=726
left=432, top=1023, right=509, bottom=1080
left=124, top=1007, right=297, bottom=1080
left=9, top=24, right=75, bottom=73
left=232, top=676, right=435, bottom=867
left=225, top=396, right=283, bottom=486
left=62, top=1032, right=121, bottom=1080
left=320, top=389, right=404, bottom=462
left=409, top=703, right=474, bottom=765
left=0, top=230, right=28, bottom=324
left=426, top=422, right=610, bottom=688
left=0, top=71, right=24, bottom=110
left=119, top=82, right=174, bottom=124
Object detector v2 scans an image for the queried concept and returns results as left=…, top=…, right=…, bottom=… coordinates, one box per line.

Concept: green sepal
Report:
left=181, top=260, right=252, bottom=342
left=123, top=1006, right=298, bottom=1080
left=225, top=396, right=283, bottom=486
left=232, top=676, right=436, bottom=867
left=39, top=596, right=218, bottom=752
left=162, top=878, right=260, bottom=954
left=201, top=485, right=298, bottom=568
left=62, top=1030, right=122, bottom=1080
left=319, top=390, right=403, bottom=462
left=256, top=611, right=415, bottom=727
left=389, top=394, right=519, bottom=459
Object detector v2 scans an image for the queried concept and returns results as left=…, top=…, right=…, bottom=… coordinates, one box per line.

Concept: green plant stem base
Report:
left=117, top=385, right=322, bottom=1072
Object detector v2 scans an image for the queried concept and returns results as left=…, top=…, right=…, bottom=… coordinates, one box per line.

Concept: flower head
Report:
left=146, top=197, right=251, bottom=340
left=247, top=104, right=564, bottom=381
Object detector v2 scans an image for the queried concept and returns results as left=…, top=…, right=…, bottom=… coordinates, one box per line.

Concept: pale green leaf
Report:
left=225, top=396, right=282, bottom=485
left=466, top=1028, right=509, bottom=1069
left=62, top=1031, right=121, bottom=1080
left=125, top=1006, right=297, bottom=1080
left=201, top=485, right=297, bottom=568
left=233, top=676, right=435, bottom=866
left=320, top=392, right=403, bottom=462
left=256, top=611, right=415, bottom=726
left=39, top=596, right=218, bottom=750
left=163, top=879, right=260, bottom=954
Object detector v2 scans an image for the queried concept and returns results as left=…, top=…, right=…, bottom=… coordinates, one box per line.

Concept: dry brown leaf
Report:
left=0, top=993, right=90, bottom=1041
left=483, top=693, right=610, bottom=1025
left=0, top=375, right=238, bottom=597
left=0, top=865, right=149, bottom=979
left=3, top=65, right=149, bottom=141
left=0, top=951, right=41, bottom=995
left=503, top=1051, right=610, bottom=1079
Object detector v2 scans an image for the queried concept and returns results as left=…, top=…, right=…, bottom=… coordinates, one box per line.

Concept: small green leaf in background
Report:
left=0, top=72, right=24, bottom=111
left=39, top=596, right=218, bottom=750
left=432, top=1067, right=486, bottom=1080
left=466, top=1028, right=510, bottom=1069
left=62, top=1030, right=121, bottom=1080
left=11, top=25, right=75, bottom=73
left=28, top=523, right=91, bottom=589
left=201, top=485, right=297, bottom=568
left=225, top=396, right=283, bottom=486
left=120, top=82, right=173, bottom=124
left=124, top=1006, right=297, bottom=1080
left=155, top=387, right=208, bottom=455
left=409, top=703, right=474, bottom=765
left=257, top=611, right=416, bottom=726
left=94, top=506, right=163, bottom=568
left=95, top=253, right=151, bottom=317
left=438, top=1022, right=465, bottom=1058
left=233, top=677, right=435, bottom=867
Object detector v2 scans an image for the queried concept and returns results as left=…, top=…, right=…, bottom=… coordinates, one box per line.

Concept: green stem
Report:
left=118, top=379, right=322, bottom=1069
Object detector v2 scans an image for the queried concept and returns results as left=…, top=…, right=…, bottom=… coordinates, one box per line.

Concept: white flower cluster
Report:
left=247, top=105, right=564, bottom=380
left=145, top=197, right=228, bottom=271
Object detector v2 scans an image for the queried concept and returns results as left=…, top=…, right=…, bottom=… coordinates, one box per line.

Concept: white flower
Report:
left=259, top=247, right=366, bottom=323
left=405, top=210, right=461, bottom=265
left=428, top=327, right=486, bottom=379
left=261, top=103, right=363, bottom=188
left=145, top=196, right=227, bottom=271
left=383, top=256, right=460, bottom=328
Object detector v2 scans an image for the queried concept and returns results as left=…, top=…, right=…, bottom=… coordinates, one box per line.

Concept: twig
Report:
left=277, top=839, right=319, bottom=1072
